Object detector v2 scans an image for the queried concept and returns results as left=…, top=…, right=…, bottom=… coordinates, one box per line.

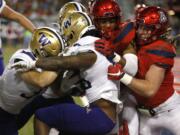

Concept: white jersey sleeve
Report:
left=8, top=49, right=36, bottom=65
left=0, top=0, right=6, bottom=13
left=0, top=49, right=41, bottom=114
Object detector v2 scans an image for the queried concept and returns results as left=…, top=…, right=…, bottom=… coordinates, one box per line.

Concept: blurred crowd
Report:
left=0, top=0, right=180, bottom=48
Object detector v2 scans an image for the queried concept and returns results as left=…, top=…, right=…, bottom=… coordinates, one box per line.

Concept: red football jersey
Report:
left=110, top=21, right=136, bottom=55
left=134, top=40, right=176, bottom=108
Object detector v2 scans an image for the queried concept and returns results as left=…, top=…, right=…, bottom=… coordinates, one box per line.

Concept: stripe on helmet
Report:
left=79, top=12, right=93, bottom=26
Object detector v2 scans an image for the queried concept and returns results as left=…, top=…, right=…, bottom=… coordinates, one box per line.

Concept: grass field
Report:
left=3, top=45, right=34, bottom=135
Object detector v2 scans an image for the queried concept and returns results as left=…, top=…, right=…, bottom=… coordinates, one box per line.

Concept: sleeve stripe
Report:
left=21, top=50, right=36, bottom=60
left=155, top=63, right=172, bottom=69
left=113, top=22, right=134, bottom=44
left=146, top=49, right=176, bottom=58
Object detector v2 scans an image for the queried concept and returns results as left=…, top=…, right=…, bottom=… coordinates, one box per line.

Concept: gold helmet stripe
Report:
left=78, top=11, right=93, bottom=26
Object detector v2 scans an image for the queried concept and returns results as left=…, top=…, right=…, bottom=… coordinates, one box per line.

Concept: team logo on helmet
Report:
left=159, top=11, right=167, bottom=23
left=38, top=33, right=51, bottom=46
left=64, top=18, right=71, bottom=29
left=30, top=27, right=65, bottom=58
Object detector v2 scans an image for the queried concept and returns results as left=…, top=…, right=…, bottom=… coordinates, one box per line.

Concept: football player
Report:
left=0, top=27, right=65, bottom=135
left=17, top=2, right=88, bottom=129
left=0, top=0, right=36, bottom=75
left=108, top=6, right=180, bottom=135
left=90, top=0, right=139, bottom=134
left=13, top=11, right=122, bottom=135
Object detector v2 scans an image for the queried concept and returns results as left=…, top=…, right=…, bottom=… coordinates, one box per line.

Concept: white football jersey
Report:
left=0, top=49, right=42, bottom=114
left=65, top=36, right=122, bottom=106
left=0, top=0, right=6, bottom=13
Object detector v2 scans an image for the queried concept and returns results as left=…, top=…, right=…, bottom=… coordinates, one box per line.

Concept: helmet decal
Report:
left=38, top=33, right=51, bottom=46
left=159, top=11, right=167, bottom=23
left=30, top=27, right=65, bottom=58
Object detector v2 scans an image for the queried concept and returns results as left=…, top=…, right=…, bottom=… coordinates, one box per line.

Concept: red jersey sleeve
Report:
left=146, top=40, right=176, bottom=69
left=113, top=21, right=136, bottom=54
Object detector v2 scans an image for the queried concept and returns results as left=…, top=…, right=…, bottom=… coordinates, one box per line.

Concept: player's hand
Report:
left=95, top=39, right=114, bottom=57
left=108, top=63, right=125, bottom=80
left=10, top=60, right=36, bottom=72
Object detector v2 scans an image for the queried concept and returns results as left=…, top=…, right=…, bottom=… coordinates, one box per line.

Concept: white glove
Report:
left=10, top=60, right=36, bottom=72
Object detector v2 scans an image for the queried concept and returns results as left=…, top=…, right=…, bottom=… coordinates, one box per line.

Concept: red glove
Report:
left=108, top=63, right=125, bottom=80
left=95, top=39, right=114, bottom=57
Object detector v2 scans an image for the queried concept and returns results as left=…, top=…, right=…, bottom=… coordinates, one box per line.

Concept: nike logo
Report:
left=108, top=70, right=123, bottom=76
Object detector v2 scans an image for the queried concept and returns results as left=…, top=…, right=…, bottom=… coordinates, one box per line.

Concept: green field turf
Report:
left=3, top=45, right=34, bottom=135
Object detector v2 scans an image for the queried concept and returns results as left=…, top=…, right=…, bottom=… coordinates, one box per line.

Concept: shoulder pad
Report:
left=9, top=49, right=36, bottom=64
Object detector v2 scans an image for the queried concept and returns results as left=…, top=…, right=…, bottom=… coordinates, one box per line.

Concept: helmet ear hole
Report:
left=69, top=32, right=74, bottom=40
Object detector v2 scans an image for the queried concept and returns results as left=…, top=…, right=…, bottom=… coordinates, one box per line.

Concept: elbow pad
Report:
left=123, top=53, right=138, bottom=76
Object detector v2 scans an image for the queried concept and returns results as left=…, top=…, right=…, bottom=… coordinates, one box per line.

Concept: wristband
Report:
left=112, top=53, right=121, bottom=63
left=120, top=73, right=133, bottom=85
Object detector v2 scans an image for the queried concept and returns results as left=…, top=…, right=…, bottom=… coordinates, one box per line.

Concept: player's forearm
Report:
left=36, top=53, right=97, bottom=71
left=36, top=57, right=63, bottom=71
left=21, top=71, right=58, bottom=88
left=128, top=78, right=158, bottom=98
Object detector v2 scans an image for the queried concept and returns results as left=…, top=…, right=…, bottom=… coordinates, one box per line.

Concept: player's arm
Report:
left=1, top=5, right=36, bottom=32
left=35, top=51, right=97, bottom=71
left=119, top=42, right=137, bottom=76
left=127, top=64, right=165, bottom=97
left=110, top=42, right=138, bottom=76
left=95, top=39, right=137, bottom=76
left=20, top=70, right=59, bottom=88
left=108, top=64, right=165, bottom=97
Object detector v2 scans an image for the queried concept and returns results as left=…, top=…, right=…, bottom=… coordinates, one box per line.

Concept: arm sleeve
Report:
left=9, top=49, right=36, bottom=64
left=147, top=44, right=176, bottom=69
left=123, top=53, right=138, bottom=76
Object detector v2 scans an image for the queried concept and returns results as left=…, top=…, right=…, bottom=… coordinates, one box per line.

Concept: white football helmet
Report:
left=58, top=2, right=87, bottom=35
left=62, top=11, right=95, bottom=46
left=30, top=27, right=65, bottom=58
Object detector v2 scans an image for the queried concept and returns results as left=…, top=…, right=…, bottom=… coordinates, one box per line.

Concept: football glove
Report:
left=10, top=60, right=36, bottom=72
left=108, top=63, right=133, bottom=85
left=95, top=39, right=121, bottom=63
left=95, top=39, right=114, bottom=57
left=108, top=63, right=125, bottom=80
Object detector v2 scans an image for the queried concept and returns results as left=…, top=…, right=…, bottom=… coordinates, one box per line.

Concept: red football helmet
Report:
left=136, top=6, right=169, bottom=45
left=91, top=0, right=122, bottom=39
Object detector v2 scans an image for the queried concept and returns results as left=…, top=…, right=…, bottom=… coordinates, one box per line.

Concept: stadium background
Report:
left=0, top=0, right=180, bottom=135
